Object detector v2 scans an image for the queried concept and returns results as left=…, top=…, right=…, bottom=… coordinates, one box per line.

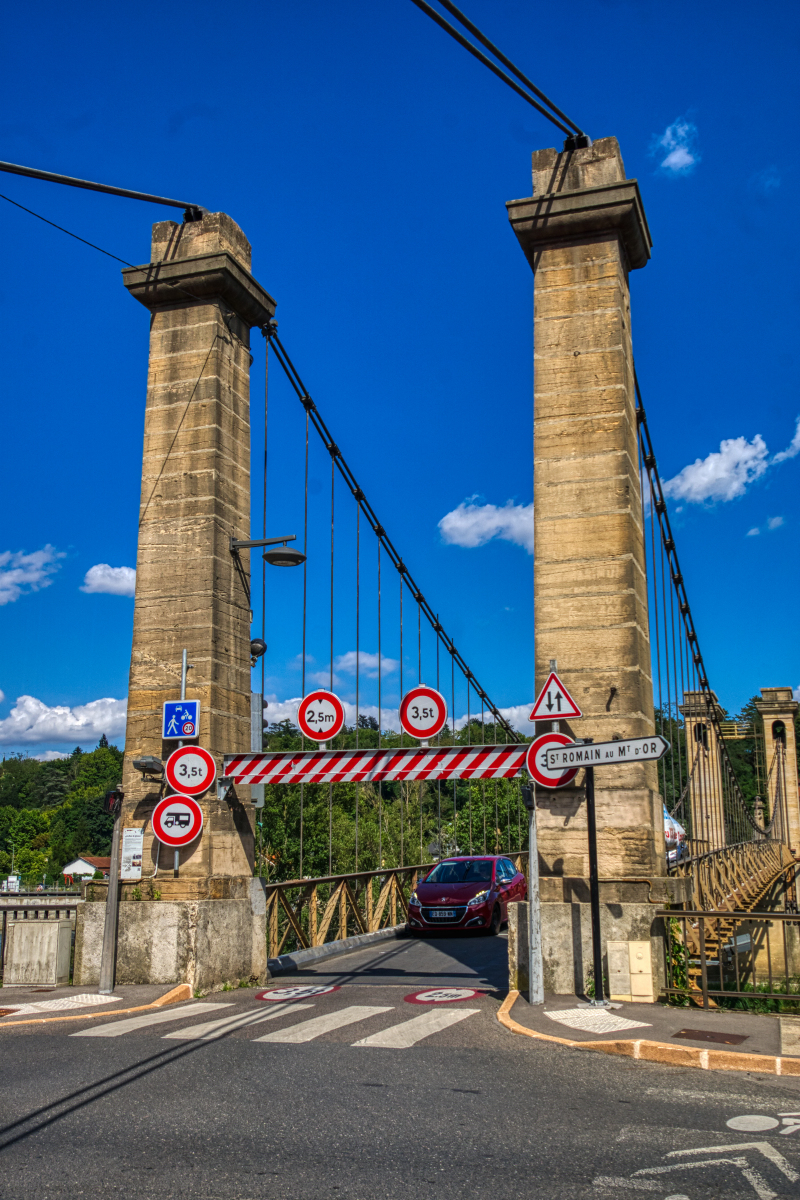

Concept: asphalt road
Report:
left=2, top=931, right=800, bottom=1199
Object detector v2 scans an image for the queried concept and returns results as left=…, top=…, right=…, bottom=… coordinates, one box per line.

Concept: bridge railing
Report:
left=660, top=907, right=800, bottom=1011
left=263, top=851, right=530, bottom=959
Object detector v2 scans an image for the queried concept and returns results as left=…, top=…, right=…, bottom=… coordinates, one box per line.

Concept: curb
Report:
left=497, top=990, right=800, bottom=1076
left=0, top=983, right=192, bottom=1028
left=268, top=926, right=406, bottom=975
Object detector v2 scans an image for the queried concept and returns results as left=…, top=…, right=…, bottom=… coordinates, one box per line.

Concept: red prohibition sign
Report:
left=399, top=685, right=448, bottom=740
left=164, top=745, right=217, bottom=795
left=526, top=732, right=578, bottom=789
left=297, top=690, right=346, bottom=742
left=152, top=794, right=204, bottom=847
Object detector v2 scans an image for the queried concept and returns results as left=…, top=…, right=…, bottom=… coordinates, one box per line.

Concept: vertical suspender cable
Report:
left=378, top=538, right=382, bottom=869
left=355, top=504, right=360, bottom=869
left=300, top=410, right=309, bottom=880
left=328, top=450, right=334, bottom=877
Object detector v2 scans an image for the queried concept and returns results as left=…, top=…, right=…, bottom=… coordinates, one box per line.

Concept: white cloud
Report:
left=80, top=564, right=136, bottom=597
left=651, top=117, right=700, bottom=175
left=438, top=498, right=534, bottom=553
left=750, top=167, right=781, bottom=196
left=662, top=434, right=769, bottom=504
left=0, top=545, right=65, bottom=606
left=0, top=689, right=4, bottom=704
left=0, top=695, right=127, bottom=746
left=767, top=516, right=784, bottom=530
left=33, top=750, right=71, bottom=762
left=773, top=417, right=800, bottom=464
left=746, top=527, right=760, bottom=537
left=334, top=651, right=399, bottom=678
left=794, top=685, right=800, bottom=703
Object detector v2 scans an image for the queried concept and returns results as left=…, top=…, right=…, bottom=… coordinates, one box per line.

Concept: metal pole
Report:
left=584, top=759, right=607, bottom=1006
left=522, top=786, right=544, bottom=1005
left=98, top=804, right=123, bottom=995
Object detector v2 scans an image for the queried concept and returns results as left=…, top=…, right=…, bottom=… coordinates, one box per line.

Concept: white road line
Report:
left=162, top=1002, right=314, bottom=1040
left=70, top=1002, right=231, bottom=1038
left=352, top=1007, right=479, bottom=1048
left=254, top=1005, right=393, bottom=1043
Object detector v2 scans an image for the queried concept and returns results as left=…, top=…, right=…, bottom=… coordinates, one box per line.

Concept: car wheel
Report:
left=486, top=904, right=501, bottom=936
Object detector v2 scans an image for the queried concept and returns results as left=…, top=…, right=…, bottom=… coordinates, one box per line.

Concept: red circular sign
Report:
left=152, top=794, right=204, bottom=847
left=399, top=686, right=448, bottom=740
left=405, top=988, right=483, bottom=1004
left=164, top=745, right=217, bottom=795
left=297, top=690, right=345, bottom=742
left=526, top=733, right=578, bottom=789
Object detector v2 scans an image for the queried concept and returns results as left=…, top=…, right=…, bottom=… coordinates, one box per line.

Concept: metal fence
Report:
left=265, top=851, right=529, bottom=960
left=660, top=908, right=800, bottom=1012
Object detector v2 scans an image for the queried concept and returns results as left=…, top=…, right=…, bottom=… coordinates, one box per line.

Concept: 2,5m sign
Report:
left=544, top=735, right=670, bottom=770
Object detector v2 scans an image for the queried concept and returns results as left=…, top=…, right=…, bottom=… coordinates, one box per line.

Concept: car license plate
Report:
left=433, top=909, right=455, bottom=918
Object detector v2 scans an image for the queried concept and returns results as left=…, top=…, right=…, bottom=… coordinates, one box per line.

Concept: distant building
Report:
left=62, top=856, right=111, bottom=884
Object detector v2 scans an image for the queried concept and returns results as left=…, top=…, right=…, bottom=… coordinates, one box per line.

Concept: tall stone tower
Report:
left=75, top=212, right=275, bottom=990
left=507, top=138, right=687, bottom=993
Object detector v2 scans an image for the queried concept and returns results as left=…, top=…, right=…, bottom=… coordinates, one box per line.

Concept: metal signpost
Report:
left=521, top=785, right=544, bottom=1005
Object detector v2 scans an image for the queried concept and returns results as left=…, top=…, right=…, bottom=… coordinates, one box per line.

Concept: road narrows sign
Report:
left=529, top=672, right=582, bottom=721
left=526, top=732, right=579, bottom=789
left=544, top=735, right=670, bottom=770
left=152, top=795, right=204, bottom=847
left=399, top=685, right=448, bottom=740
left=297, top=690, right=346, bottom=742
left=164, top=745, right=217, bottom=795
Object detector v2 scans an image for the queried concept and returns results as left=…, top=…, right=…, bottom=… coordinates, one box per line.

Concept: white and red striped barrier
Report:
left=223, top=744, right=526, bottom=786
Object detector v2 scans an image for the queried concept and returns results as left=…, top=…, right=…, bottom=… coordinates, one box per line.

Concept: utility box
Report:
left=608, top=939, right=654, bottom=1003
left=2, top=918, right=72, bottom=987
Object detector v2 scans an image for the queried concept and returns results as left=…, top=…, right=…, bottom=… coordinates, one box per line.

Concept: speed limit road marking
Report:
left=256, top=985, right=341, bottom=1001
left=405, top=988, right=482, bottom=1004
left=297, top=690, right=345, bottom=742
left=152, top=794, right=204, bottom=847
left=399, top=685, right=448, bottom=740
left=164, top=745, right=217, bottom=795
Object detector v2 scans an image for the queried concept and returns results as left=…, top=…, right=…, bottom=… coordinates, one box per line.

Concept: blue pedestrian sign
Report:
left=163, top=700, right=200, bottom=740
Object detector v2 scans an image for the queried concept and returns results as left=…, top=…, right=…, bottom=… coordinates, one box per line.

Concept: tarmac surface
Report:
left=2, top=929, right=800, bottom=1199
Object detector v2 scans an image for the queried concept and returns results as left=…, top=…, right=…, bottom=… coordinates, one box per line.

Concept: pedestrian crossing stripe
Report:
left=71, top=1000, right=480, bottom=1047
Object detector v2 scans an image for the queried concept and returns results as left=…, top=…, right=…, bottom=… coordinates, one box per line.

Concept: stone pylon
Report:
left=679, top=690, right=728, bottom=854
left=74, top=213, right=275, bottom=991
left=755, top=687, right=800, bottom=855
left=506, top=138, right=687, bottom=993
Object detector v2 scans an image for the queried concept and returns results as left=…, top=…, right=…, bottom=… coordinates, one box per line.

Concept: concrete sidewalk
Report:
left=0, top=982, right=193, bottom=1025
left=500, top=991, right=800, bottom=1074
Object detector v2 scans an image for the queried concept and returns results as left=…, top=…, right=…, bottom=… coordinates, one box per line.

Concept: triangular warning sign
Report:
left=529, top=672, right=582, bottom=721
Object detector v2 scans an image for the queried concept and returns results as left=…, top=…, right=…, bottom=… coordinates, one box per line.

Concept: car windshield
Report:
left=425, top=859, right=493, bottom=884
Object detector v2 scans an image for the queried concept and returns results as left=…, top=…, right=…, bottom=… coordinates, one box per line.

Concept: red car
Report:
left=407, top=855, right=527, bottom=936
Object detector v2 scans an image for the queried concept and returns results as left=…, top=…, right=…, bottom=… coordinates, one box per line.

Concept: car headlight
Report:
left=410, top=891, right=420, bottom=906
left=467, top=890, right=489, bottom=907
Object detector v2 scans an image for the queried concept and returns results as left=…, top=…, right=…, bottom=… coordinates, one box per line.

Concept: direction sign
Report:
left=164, top=745, right=217, bottom=795
left=529, top=672, right=582, bottom=721
left=297, top=690, right=345, bottom=742
left=152, top=794, right=204, bottom=847
left=544, top=735, right=670, bottom=771
left=526, top=732, right=579, bottom=789
left=399, top=685, right=448, bottom=740
left=163, top=699, right=200, bottom=740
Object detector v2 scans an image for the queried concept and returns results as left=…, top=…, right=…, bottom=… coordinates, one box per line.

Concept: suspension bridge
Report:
left=3, top=3, right=796, bottom=1000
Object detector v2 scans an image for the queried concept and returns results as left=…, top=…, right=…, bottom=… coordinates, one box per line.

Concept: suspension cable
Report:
left=407, top=0, right=585, bottom=143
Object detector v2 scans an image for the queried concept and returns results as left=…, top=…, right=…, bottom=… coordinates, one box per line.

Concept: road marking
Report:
left=162, top=1002, right=314, bottom=1040
left=254, top=1005, right=393, bottom=1043
left=667, top=1142, right=798, bottom=1182
left=353, top=1007, right=479, bottom=1047
left=70, top=1002, right=231, bottom=1037
left=727, top=1115, right=780, bottom=1131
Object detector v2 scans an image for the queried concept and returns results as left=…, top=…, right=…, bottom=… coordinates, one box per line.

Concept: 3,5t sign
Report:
left=399, top=686, right=448, bottom=741
left=164, top=745, right=217, bottom=796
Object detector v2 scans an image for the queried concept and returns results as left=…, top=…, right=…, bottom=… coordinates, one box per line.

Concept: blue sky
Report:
left=1, top=0, right=798, bottom=756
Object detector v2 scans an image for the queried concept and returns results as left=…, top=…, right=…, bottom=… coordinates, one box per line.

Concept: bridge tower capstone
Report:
left=507, top=138, right=687, bottom=994
left=74, top=213, right=275, bottom=991
left=755, top=687, right=800, bottom=858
